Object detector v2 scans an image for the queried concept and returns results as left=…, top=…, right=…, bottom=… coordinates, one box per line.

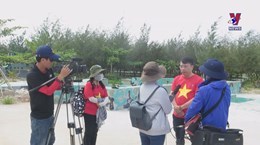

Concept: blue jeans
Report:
left=139, top=132, right=165, bottom=145
left=30, top=116, right=55, bottom=145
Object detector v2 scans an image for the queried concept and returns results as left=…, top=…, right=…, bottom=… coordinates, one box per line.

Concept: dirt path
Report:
left=1, top=93, right=259, bottom=145
left=0, top=102, right=186, bottom=145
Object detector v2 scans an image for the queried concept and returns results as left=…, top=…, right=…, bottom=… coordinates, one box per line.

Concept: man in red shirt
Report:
left=170, top=56, right=203, bottom=145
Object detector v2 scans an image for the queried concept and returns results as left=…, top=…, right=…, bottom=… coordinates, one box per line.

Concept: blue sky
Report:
left=1, top=0, right=259, bottom=42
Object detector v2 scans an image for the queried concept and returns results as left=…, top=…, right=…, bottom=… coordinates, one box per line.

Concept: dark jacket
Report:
left=27, top=65, right=55, bottom=119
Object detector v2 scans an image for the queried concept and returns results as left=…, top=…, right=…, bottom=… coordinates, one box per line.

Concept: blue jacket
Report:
left=185, top=80, right=231, bottom=131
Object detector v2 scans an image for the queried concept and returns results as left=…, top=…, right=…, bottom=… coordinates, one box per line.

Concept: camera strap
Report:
left=28, top=77, right=57, bottom=93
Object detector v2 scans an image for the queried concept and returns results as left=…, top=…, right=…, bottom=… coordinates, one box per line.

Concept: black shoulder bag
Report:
left=185, top=87, right=226, bottom=136
left=191, top=87, right=243, bottom=145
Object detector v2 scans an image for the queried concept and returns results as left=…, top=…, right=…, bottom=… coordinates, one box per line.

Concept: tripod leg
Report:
left=65, top=93, right=76, bottom=145
left=62, top=84, right=85, bottom=145
left=71, top=115, right=84, bottom=145
left=76, top=117, right=84, bottom=145
left=46, top=91, right=64, bottom=145
left=70, top=135, right=75, bottom=145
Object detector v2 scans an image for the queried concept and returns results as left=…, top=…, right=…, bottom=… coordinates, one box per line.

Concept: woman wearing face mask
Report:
left=83, top=65, right=109, bottom=145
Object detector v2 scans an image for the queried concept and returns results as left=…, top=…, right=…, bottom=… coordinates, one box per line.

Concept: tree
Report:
left=26, top=18, right=76, bottom=63
left=105, top=18, right=131, bottom=73
left=129, top=23, right=151, bottom=71
left=0, top=19, right=25, bottom=64
left=72, top=27, right=108, bottom=68
left=0, top=19, right=23, bottom=38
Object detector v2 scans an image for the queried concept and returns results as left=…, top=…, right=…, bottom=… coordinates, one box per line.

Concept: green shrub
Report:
left=242, top=80, right=255, bottom=90
left=7, top=71, right=17, bottom=81
left=1, top=96, right=16, bottom=105
left=106, top=73, right=122, bottom=84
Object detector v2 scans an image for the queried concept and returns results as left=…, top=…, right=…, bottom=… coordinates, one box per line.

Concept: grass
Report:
left=1, top=96, right=16, bottom=105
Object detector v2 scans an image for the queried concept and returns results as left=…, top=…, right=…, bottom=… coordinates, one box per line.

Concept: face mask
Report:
left=94, top=73, right=104, bottom=81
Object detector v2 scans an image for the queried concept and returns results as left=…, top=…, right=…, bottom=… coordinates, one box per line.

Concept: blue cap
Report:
left=36, top=45, right=60, bottom=61
left=199, top=59, right=228, bottom=80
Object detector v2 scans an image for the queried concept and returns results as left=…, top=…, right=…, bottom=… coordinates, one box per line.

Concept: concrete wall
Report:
left=54, top=78, right=242, bottom=110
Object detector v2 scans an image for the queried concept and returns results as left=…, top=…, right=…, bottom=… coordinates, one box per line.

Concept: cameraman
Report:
left=26, top=45, right=72, bottom=145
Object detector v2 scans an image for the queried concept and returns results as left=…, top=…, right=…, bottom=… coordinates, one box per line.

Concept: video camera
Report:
left=67, top=58, right=87, bottom=75
left=53, top=58, right=87, bottom=75
left=53, top=58, right=87, bottom=93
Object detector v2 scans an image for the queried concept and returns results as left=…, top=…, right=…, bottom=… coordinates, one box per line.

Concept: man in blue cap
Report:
left=185, top=58, right=231, bottom=145
left=26, top=45, right=72, bottom=145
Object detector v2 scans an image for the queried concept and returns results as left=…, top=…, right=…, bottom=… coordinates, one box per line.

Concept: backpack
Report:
left=129, top=86, right=161, bottom=131
left=71, top=87, right=86, bottom=117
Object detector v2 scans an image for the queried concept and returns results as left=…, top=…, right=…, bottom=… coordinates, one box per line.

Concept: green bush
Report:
left=242, top=80, right=255, bottom=90
left=106, top=73, right=122, bottom=84
left=7, top=71, right=17, bottom=81
left=1, top=96, right=16, bottom=105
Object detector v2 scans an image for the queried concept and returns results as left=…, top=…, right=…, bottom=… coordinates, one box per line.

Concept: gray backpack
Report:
left=129, top=86, right=161, bottom=131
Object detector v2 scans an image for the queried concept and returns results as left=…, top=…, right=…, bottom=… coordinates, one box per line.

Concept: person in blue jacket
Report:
left=185, top=59, right=231, bottom=133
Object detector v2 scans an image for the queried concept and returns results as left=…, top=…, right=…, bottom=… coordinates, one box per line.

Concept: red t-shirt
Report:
left=171, top=74, right=203, bottom=118
left=84, top=81, right=108, bottom=115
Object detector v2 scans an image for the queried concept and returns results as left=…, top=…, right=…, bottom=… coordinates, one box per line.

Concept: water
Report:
left=231, top=95, right=255, bottom=103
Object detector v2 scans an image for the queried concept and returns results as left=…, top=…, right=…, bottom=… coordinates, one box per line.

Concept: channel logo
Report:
left=228, top=13, right=242, bottom=31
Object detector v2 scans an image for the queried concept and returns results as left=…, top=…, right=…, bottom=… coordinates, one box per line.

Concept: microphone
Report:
left=169, top=84, right=181, bottom=102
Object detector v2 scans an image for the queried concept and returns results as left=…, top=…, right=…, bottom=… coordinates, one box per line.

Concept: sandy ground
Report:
left=0, top=93, right=259, bottom=145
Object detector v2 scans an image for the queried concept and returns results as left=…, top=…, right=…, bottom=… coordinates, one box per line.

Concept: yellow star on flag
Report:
left=177, top=84, right=192, bottom=99
left=96, top=93, right=101, bottom=98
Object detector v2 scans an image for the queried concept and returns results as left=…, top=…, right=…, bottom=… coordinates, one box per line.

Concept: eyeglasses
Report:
left=179, top=65, right=189, bottom=68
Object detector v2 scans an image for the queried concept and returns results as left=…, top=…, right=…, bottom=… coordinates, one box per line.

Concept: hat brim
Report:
left=89, top=69, right=105, bottom=78
left=140, top=72, right=161, bottom=82
left=49, top=54, right=60, bottom=62
left=199, top=65, right=228, bottom=80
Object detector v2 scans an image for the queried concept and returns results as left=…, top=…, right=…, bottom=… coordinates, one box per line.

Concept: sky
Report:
left=1, top=0, right=259, bottom=42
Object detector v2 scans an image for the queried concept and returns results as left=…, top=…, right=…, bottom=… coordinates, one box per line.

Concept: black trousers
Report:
left=173, top=115, right=185, bottom=145
left=83, top=113, right=98, bottom=145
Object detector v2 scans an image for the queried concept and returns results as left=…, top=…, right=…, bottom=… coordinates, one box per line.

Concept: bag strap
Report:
left=138, top=86, right=160, bottom=104
left=201, top=86, right=227, bottom=120
left=150, top=107, right=162, bottom=120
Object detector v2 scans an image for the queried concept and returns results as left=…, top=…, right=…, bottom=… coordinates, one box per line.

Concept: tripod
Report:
left=45, top=81, right=84, bottom=145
